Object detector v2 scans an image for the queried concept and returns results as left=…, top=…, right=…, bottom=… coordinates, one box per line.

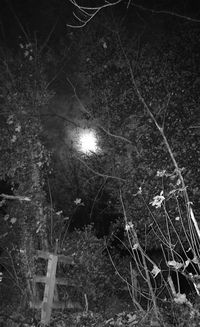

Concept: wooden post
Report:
left=30, top=250, right=82, bottom=323
left=41, top=254, right=58, bottom=325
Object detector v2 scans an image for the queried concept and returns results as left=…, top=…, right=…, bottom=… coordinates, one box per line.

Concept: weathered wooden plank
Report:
left=33, top=275, right=47, bottom=283
left=35, top=251, right=74, bottom=265
left=33, top=275, right=77, bottom=286
left=41, top=254, right=58, bottom=325
left=55, top=277, right=77, bottom=286
left=58, top=254, right=74, bottom=265
left=35, top=250, right=50, bottom=259
left=30, top=300, right=82, bottom=310
left=31, top=250, right=80, bottom=322
left=53, top=284, right=59, bottom=302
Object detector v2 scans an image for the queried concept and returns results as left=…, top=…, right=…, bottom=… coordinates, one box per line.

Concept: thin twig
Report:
left=67, top=0, right=122, bottom=28
left=132, top=3, right=200, bottom=23
left=39, top=19, right=58, bottom=55
left=67, top=78, right=133, bottom=144
left=67, top=0, right=200, bottom=28
left=0, top=193, right=31, bottom=202
left=74, top=155, right=126, bottom=182
left=117, top=31, right=200, bottom=245
left=6, top=0, right=30, bottom=42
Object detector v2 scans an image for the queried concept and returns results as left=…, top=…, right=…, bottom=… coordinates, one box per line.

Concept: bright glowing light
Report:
left=78, top=129, right=99, bottom=155
left=69, top=127, right=100, bottom=155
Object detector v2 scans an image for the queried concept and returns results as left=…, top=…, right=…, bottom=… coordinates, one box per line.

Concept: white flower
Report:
left=56, top=210, right=63, bottom=215
left=74, top=198, right=84, bottom=206
left=15, top=124, right=21, bottom=132
left=156, top=170, right=166, bottom=177
left=74, top=198, right=81, bottom=205
left=132, top=243, right=139, bottom=250
left=151, top=264, right=161, bottom=277
left=125, top=221, right=134, bottom=231
left=150, top=191, right=165, bottom=208
left=174, top=293, right=188, bottom=304
left=7, top=115, right=14, bottom=125
left=167, top=260, right=184, bottom=270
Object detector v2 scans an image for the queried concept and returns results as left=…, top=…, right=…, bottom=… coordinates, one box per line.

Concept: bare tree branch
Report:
left=132, top=2, right=200, bottom=23
left=0, top=193, right=31, bottom=202
left=39, top=19, right=58, bottom=55
left=67, top=0, right=123, bottom=28
left=67, top=0, right=200, bottom=28
left=116, top=31, right=200, bottom=248
left=6, top=0, right=30, bottom=42
left=66, top=78, right=133, bottom=144
left=74, top=155, right=126, bottom=182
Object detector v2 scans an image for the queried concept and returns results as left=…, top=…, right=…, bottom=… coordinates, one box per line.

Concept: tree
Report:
left=0, top=41, right=53, bottom=304
left=68, top=14, right=200, bottom=253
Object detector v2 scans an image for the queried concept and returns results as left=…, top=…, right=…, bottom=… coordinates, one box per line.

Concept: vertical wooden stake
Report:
left=41, top=254, right=58, bottom=325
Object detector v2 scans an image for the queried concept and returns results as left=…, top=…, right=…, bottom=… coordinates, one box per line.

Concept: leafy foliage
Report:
left=59, top=226, right=131, bottom=310
left=72, top=16, right=200, bottom=249
left=0, top=41, right=54, bottom=308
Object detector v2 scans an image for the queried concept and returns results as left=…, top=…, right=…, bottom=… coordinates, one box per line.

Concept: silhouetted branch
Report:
left=74, top=155, right=126, bottom=182
left=67, top=78, right=133, bottom=144
left=67, top=0, right=200, bottom=28
left=67, top=0, right=122, bottom=28
left=0, top=193, right=31, bottom=202
left=132, top=2, right=200, bottom=23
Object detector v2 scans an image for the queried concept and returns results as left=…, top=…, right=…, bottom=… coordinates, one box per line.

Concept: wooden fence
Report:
left=30, top=250, right=82, bottom=325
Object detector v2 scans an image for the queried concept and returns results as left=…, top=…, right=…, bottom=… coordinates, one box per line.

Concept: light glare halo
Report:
left=73, top=128, right=100, bottom=155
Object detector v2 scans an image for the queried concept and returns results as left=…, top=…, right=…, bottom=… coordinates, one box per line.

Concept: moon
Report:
left=79, top=129, right=98, bottom=154
left=69, top=128, right=100, bottom=155
left=68, top=127, right=100, bottom=155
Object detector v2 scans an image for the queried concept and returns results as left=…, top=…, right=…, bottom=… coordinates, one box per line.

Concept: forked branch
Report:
left=67, top=0, right=122, bottom=28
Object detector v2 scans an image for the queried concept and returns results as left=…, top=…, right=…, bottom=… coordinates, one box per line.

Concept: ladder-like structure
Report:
left=30, top=250, right=82, bottom=325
